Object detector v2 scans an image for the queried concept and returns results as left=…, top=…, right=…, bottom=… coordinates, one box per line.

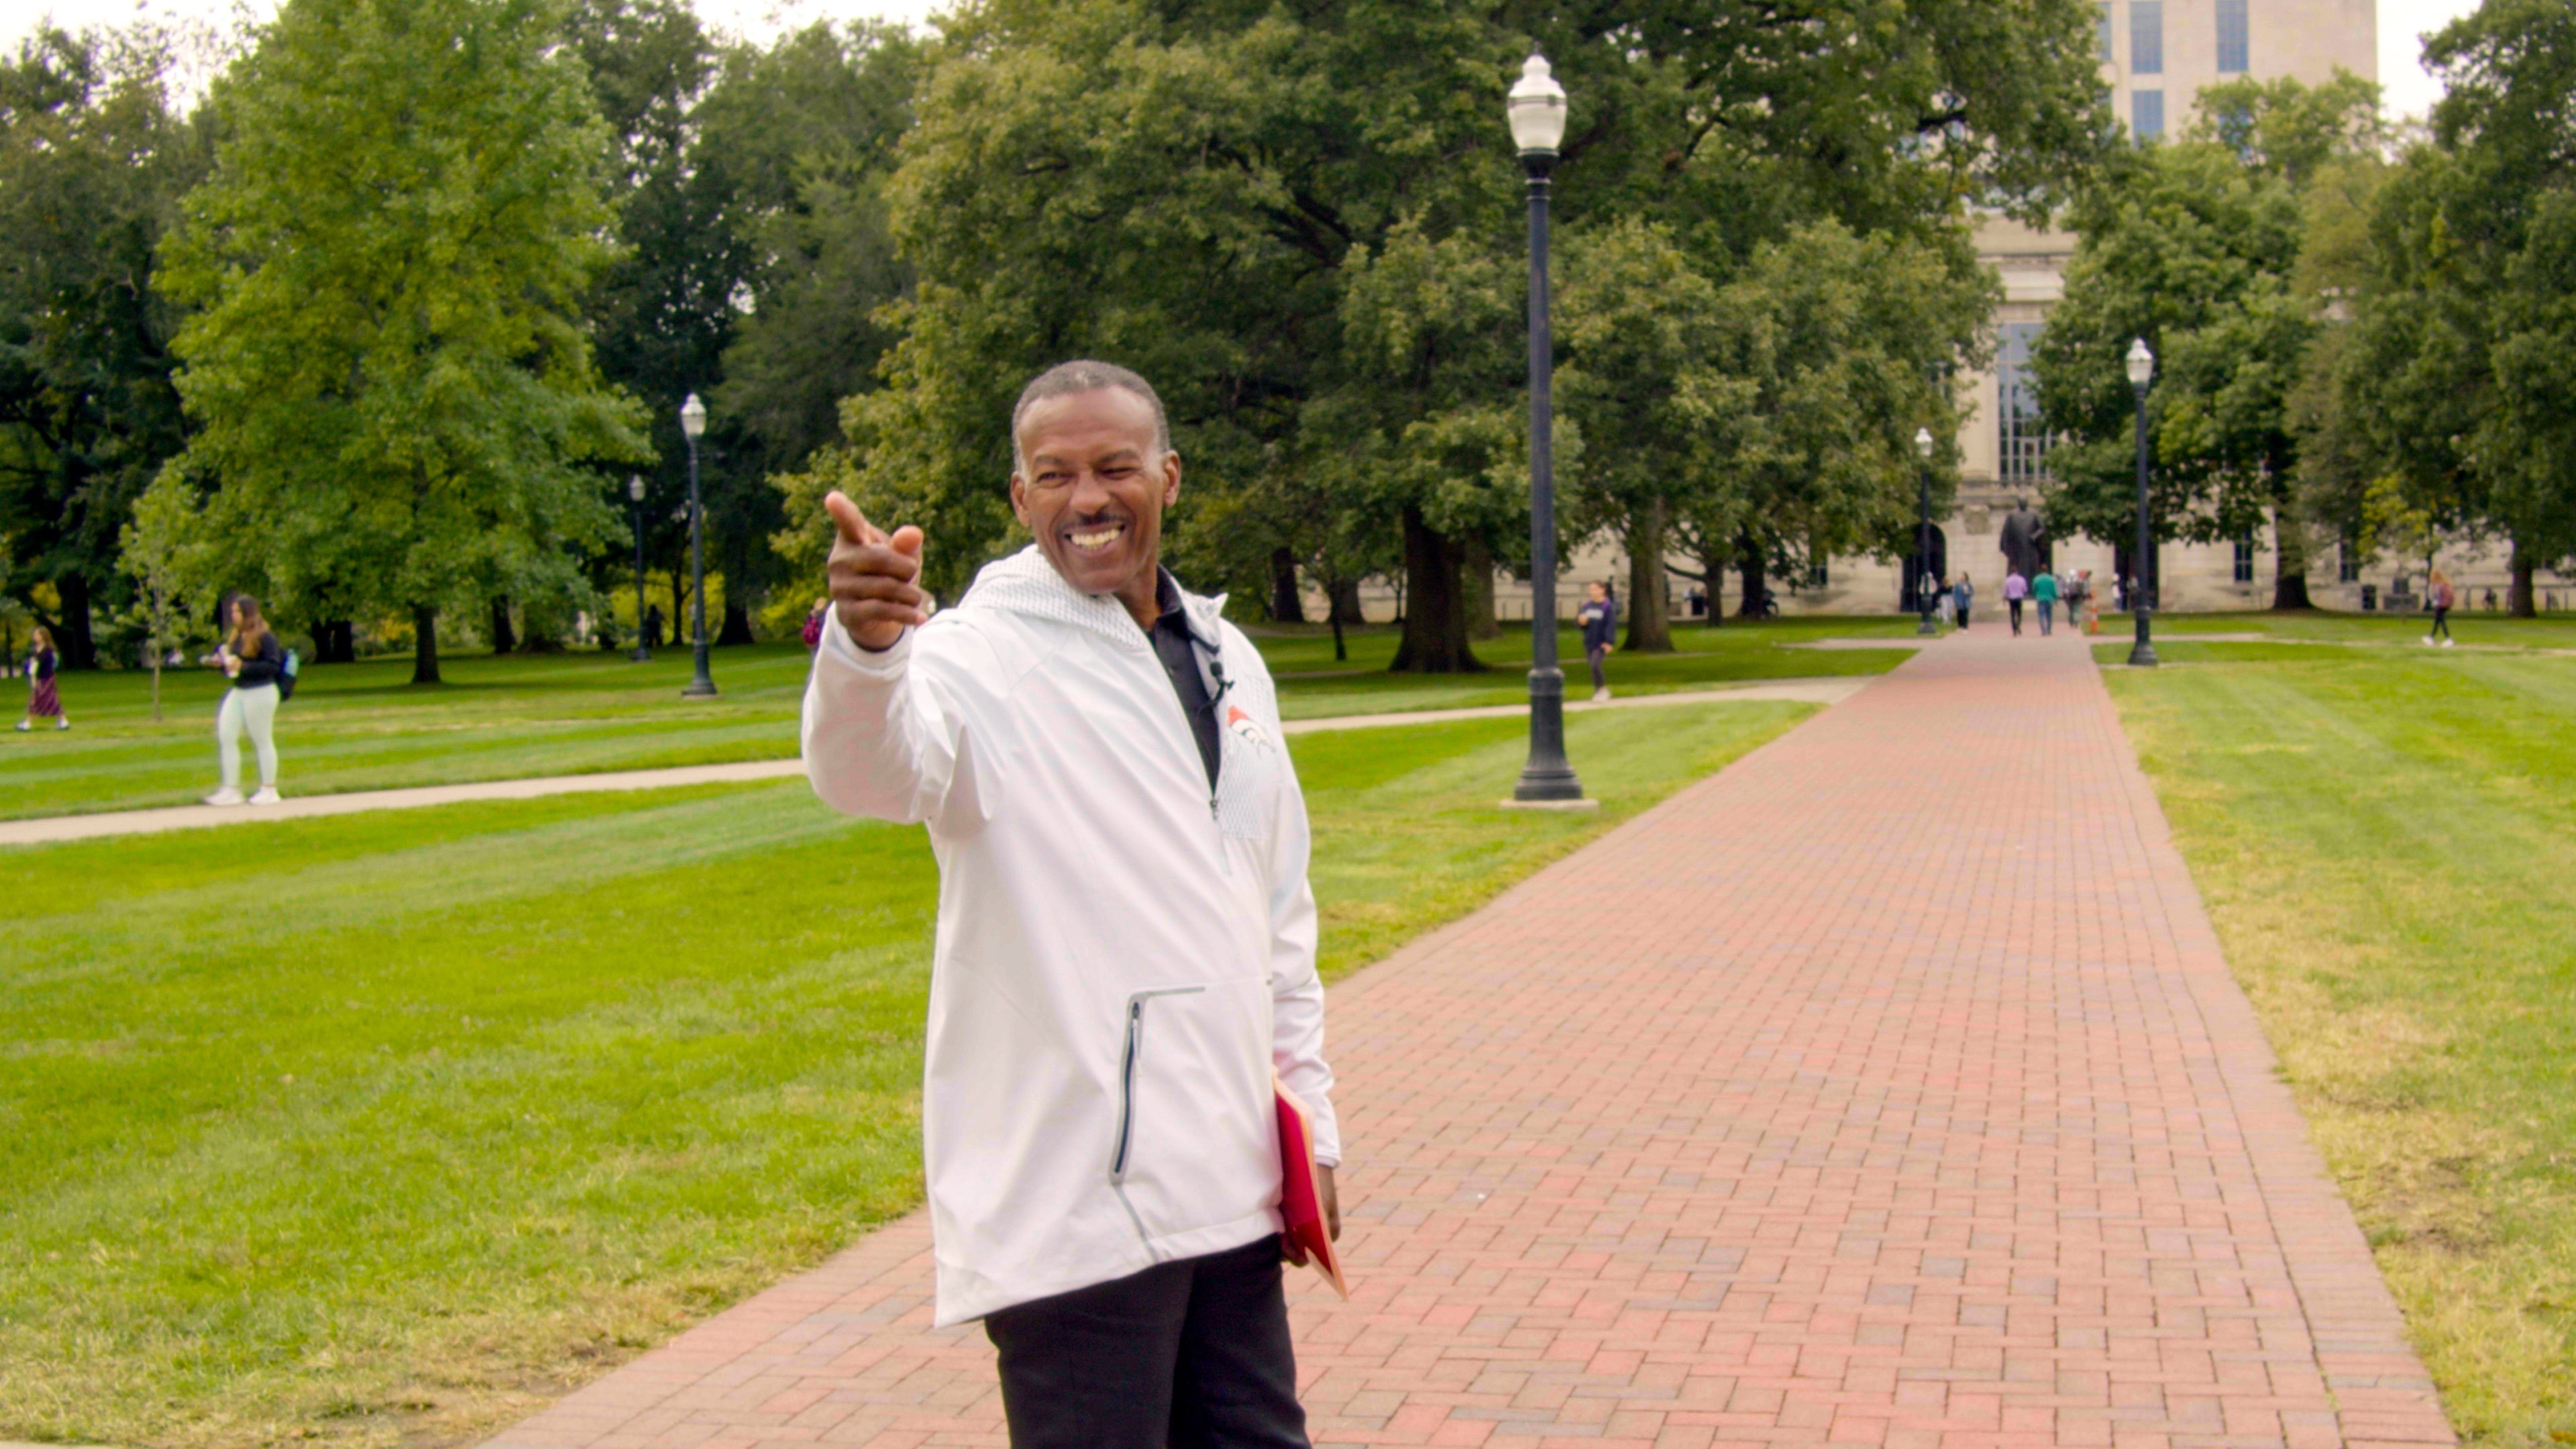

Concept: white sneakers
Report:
left=204, top=788, right=246, bottom=806
left=1591, top=688, right=1612, bottom=703
left=250, top=787, right=283, bottom=805
left=203, top=787, right=281, bottom=806
left=2423, top=636, right=2459, bottom=649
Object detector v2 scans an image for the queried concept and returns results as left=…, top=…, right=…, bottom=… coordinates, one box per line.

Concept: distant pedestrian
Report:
left=17, top=625, right=68, bottom=733
left=2485, top=587, right=2500, bottom=611
left=643, top=603, right=665, bottom=649
left=1935, top=577, right=1953, bottom=625
left=2003, top=570, right=2029, bottom=635
left=2080, top=570, right=2101, bottom=634
left=1578, top=580, right=1617, bottom=702
left=206, top=594, right=286, bottom=806
left=1953, top=574, right=1974, bottom=630
left=2425, top=569, right=2457, bottom=647
left=802, top=597, right=829, bottom=651
left=2033, top=569, right=2059, bottom=636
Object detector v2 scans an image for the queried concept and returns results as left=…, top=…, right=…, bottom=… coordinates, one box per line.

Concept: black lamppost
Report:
left=1507, top=54, right=1584, bottom=806
left=679, top=392, right=718, bottom=697
left=627, top=474, right=651, bottom=663
left=1914, top=427, right=1939, bottom=635
left=2125, top=338, right=2159, bottom=667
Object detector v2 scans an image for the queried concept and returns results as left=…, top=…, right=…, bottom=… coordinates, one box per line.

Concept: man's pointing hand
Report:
left=824, top=490, right=928, bottom=652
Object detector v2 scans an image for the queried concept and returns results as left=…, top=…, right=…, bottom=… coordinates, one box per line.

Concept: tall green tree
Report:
left=152, top=0, right=647, bottom=684
left=0, top=25, right=211, bottom=669
left=2033, top=70, right=2381, bottom=610
left=2338, top=0, right=2576, bottom=614
left=779, top=0, right=2108, bottom=672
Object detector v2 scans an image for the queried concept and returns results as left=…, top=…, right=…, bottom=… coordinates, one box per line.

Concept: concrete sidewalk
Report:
left=0, top=679, right=1864, bottom=849
left=492, top=625, right=2446, bottom=1446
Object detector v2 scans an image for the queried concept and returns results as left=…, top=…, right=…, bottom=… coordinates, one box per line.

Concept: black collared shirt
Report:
left=1147, top=571, right=1222, bottom=793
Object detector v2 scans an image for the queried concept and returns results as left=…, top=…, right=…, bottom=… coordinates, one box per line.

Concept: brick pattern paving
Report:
left=483, top=628, right=2451, bottom=1449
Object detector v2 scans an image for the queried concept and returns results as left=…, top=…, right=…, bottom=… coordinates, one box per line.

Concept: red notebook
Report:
left=1273, top=1077, right=1348, bottom=1299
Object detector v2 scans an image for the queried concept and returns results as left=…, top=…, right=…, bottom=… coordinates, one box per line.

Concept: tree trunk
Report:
left=718, top=599, right=756, bottom=646
left=1735, top=529, right=1768, bottom=619
left=1388, top=507, right=1483, bottom=673
left=1268, top=547, right=1305, bottom=623
left=2269, top=509, right=2312, bottom=610
left=54, top=570, right=97, bottom=669
left=2510, top=539, right=2537, bottom=617
left=488, top=596, right=517, bottom=653
left=313, top=621, right=357, bottom=663
left=1461, top=537, right=1501, bottom=640
left=411, top=605, right=441, bottom=684
left=1328, top=578, right=1364, bottom=627
left=1622, top=500, right=1675, bottom=653
left=1695, top=541, right=1727, bottom=627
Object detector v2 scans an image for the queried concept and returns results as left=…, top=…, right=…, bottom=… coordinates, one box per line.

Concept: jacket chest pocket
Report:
left=1213, top=714, right=1280, bottom=841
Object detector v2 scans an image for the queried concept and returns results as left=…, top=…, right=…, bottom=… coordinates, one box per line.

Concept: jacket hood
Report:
left=959, top=546, right=1229, bottom=655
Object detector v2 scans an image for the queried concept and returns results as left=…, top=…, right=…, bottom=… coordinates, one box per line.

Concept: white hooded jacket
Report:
left=802, top=545, right=1339, bottom=1327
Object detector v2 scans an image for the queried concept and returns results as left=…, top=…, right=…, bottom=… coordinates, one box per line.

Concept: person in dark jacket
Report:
left=17, top=625, right=68, bottom=731
left=1577, top=580, right=1618, bottom=702
left=206, top=594, right=286, bottom=806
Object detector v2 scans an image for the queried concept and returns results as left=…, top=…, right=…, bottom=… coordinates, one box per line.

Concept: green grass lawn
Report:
left=0, top=698, right=1812, bottom=1449
left=2143, top=607, right=2576, bottom=651
left=0, top=619, right=1899, bottom=820
left=2102, top=646, right=2576, bottom=1446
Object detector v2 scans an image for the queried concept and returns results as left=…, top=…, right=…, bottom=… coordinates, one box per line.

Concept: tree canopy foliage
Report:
left=780, top=0, right=2108, bottom=669
left=2033, top=70, right=2382, bottom=610
left=2333, top=0, right=2576, bottom=612
left=0, top=26, right=210, bottom=667
left=150, top=0, right=649, bottom=683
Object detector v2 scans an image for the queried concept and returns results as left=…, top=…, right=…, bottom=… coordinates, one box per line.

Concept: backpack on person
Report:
left=276, top=647, right=301, bottom=702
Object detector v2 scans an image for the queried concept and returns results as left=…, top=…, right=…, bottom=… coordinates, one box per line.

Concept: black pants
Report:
left=2008, top=598, right=2024, bottom=634
left=2430, top=606, right=2451, bottom=639
left=1587, top=645, right=1607, bottom=692
left=983, top=1235, right=1308, bottom=1449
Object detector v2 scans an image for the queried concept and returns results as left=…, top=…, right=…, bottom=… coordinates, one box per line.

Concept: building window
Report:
left=2233, top=534, right=2257, bottom=584
left=2216, top=0, right=2249, bottom=72
left=2099, top=1, right=2116, bottom=60
left=1807, top=559, right=1830, bottom=588
left=2339, top=538, right=2360, bottom=582
left=1998, top=323, right=2053, bottom=485
left=2133, top=89, right=2165, bottom=142
left=2130, top=1, right=2163, bottom=73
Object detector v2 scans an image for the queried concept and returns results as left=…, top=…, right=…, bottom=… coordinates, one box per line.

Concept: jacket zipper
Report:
left=1110, top=986, right=1206, bottom=1183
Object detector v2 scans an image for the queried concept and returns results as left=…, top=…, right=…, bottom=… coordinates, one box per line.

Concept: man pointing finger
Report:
left=804, top=360, right=1340, bottom=1449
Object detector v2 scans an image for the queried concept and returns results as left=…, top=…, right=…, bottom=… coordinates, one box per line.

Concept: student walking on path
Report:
left=2033, top=568, right=2059, bottom=636
left=206, top=595, right=286, bottom=806
left=1577, top=580, right=1617, bottom=702
left=2426, top=569, right=2457, bottom=647
left=2003, top=570, right=2029, bottom=635
left=803, top=360, right=1340, bottom=1449
left=17, top=626, right=68, bottom=732
left=1951, top=572, right=1974, bottom=630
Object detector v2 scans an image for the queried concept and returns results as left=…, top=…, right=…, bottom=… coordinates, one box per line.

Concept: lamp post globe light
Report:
left=1506, top=53, right=1587, bottom=808
left=2124, top=338, right=2158, bottom=667
left=1914, top=427, right=1939, bottom=636
left=627, top=474, right=651, bottom=662
left=678, top=392, right=718, bottom=697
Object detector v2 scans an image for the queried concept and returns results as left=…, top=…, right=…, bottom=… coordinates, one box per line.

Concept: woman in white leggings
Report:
left=207, top=594, right=286, bottom=806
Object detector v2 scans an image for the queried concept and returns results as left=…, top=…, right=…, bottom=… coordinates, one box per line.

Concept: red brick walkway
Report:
left=484, top=627, right=2450, bottom=1449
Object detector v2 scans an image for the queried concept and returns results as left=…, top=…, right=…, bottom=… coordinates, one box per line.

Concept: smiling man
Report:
left=802, top=360, right=1340, bottom=1448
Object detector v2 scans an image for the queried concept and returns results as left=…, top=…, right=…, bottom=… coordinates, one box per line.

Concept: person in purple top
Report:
left=2003, top=570, right=2029, bottom=635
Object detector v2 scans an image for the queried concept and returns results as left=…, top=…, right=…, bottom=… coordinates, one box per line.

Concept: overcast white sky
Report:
left=0, top=0, right=2486, bottom=121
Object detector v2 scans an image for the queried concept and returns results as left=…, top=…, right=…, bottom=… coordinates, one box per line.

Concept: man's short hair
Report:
left=1011, top=360, right=1170, bottom=475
